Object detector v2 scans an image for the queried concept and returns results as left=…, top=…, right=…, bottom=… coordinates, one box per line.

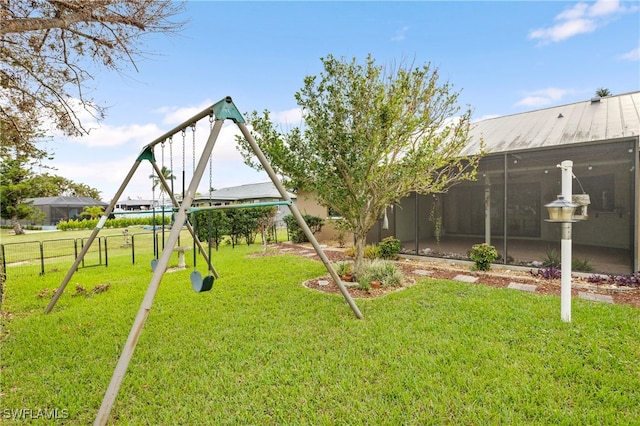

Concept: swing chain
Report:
left=191, top=123, right=196, bottom=174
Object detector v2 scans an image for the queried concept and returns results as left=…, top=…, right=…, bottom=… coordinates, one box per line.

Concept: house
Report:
left=26, top=196, right=108, bottom=226
left=193, top=182, right=297, bottom=225
left=298, top=92, right=638, bottom=275
left=364, top=91, right=639, bottom=275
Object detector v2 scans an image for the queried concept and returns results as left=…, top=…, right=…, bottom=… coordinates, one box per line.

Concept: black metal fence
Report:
left=0, top=225, right=290, bottom=281
left=0, top=232, right=163, bottom=281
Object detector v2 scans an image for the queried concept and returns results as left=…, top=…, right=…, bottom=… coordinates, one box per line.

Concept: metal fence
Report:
left=0, top=225, right=289, bottom=281
left=0, top=232, right=164, bottom=280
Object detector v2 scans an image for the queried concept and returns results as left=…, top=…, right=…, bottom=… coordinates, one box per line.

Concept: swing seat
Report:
left=190, top=270, right=214, bottom=292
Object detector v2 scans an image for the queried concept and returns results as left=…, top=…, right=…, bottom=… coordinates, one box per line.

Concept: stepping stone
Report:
left=413, top=269, right=433, bottom=276
left=318, top=280, right=329, bottom=286
left=578, top=292, right=614, bottom=304
left=508, top=282, right=537, bottom=293
left=279, top=248, right=293, bottom=252
left=302, top=252, right=317, bottom=257
left=453, top=274, right=478, bottom=283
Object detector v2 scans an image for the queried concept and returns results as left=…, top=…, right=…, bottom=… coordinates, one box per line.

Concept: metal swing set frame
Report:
left=43, top=96, right=362, bottom=425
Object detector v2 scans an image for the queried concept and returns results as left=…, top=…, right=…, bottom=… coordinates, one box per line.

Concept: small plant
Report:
left=530, top=267, right=561, bottom=280
left=541, top=248, right=561, bottom=268
left=587, top=271, right=640, bottom=287
left=469, top=243, right=498, bottom=271
left=334, top=261, right=353, bottom=277
left=572, top=257, right=593, bottom=272
left=364, top=244, right=381, bottom=259
left=378, top=236, right=401, bottom=260
left=344, top=246, right=356, bottom=257
left=356, top=259, right=404, bottom=289
left=332, top=218, right=351, bottom=248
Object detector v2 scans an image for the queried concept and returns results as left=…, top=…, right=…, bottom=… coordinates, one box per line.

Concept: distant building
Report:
left=193, top=182, right=297, bottom=224
left=26, top=196, right=108, bottom=226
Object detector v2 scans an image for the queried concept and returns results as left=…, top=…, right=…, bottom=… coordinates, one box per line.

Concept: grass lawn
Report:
left=1, top=240, right=639, bottom=425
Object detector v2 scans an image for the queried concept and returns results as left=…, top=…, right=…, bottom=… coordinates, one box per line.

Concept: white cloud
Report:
left=618, top=46, right=640, bottom=61
left=391, top=25, right=410, bottom=42
left=153, top=100, right=214, bottom=126
left=272, top=108, right=303, bottom=125
left=528, top=0, right=638, bottom=44
left=514, top=88, right=572, bottom=107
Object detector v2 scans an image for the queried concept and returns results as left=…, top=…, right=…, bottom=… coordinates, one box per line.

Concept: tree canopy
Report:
left=0, top=0, right=185, bottom=142
left=237, top=54, right=482, bottom=275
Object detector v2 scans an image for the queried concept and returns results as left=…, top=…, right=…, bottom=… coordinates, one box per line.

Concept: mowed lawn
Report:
left=1, top=241, right=639, bottom=425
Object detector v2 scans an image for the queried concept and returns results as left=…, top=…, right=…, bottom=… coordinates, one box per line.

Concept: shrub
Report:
left=364, top=244, right=380, bottom=259
left=378, top=236, right=401, bottom=260
left=357, top=259, right=404, bottom=289
left=469, top=243, right=498, bottom=271
left=283, top=214, right=324, bottom=243
left=530, top=267, right=561, bottom=280
left=572, top=257, right=593, bottom=272
left=334, top=261, right=353, bottom=276
left=541, top=248, right=561, bottom=268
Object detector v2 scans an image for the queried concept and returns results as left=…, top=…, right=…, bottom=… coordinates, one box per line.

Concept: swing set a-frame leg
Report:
left=236, top=121, right=364, bottom=320
left=94, top=119, right=224, bottom=426
left=45, top=158, right=145, bottom=314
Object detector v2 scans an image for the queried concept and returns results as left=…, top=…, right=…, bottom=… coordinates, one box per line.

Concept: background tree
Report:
left=0, top=0, right=186, bottom=143
left=595, top=87, right=612, bottom=97
left=28, top=174, right=101, bottom=199
left=0, top=156, right=45, bottom=234
left=80, top=205, right=104, bottom=220
left=237, top=54, right=482, bottom=277
left=149, top=166, right=176, bottom=198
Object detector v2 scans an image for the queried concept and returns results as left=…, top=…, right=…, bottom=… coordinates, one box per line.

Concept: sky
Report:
left=42, top=0, right=640, bottom=202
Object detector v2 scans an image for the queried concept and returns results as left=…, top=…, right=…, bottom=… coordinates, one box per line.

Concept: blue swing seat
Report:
left=190, top=270, right=214, bottom=292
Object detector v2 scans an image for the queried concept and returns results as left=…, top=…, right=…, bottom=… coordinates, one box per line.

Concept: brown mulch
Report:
left=269, top=242, right=640, bottom=309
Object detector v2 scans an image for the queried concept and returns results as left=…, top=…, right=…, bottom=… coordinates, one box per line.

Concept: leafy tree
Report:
left=149, top=166, right=176, bottom=199
left=0, top=157, right=42, bottom=234
left=0, top=1, right=186, bottom=142
left=80, top=205, right=104, bottom=220
left=237, top=54, right=482, bottom=277
left=595, top=88, right=612, bottom=97
left=0, top=115, right=47, bottom=234
left=27, top=173, right=101, bottom=199
left=192, top=210, right=231, bottom=251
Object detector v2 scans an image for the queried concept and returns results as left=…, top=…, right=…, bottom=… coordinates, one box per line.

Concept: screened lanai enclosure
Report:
left=367, top=92, right=639, bottom=275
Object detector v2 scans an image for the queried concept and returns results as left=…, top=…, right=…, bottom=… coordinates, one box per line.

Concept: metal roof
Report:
left=26, top=196, right=107, bottom=207
left=194, top=181, right=296, bottom=202
left=461, top=91, right=640, bottom=156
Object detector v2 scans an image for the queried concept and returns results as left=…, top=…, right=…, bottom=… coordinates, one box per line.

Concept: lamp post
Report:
left=544, top=160, right=580, bottom=322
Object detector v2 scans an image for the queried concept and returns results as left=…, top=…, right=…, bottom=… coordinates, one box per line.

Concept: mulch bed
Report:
left=268, top=242, right=640, bottom=309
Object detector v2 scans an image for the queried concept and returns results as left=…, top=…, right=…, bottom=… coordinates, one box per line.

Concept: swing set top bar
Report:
left=142, top=96, right=245, bottom=152
left=188, top=200, right=291, bottom=213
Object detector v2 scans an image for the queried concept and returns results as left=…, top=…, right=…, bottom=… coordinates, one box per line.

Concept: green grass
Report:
left=1, top=240, right=639, bottom=425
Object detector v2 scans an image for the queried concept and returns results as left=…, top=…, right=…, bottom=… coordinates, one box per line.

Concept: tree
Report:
left=0, top=1, right=186, bottom=142
left=0, top=157, right=42, bottom=234
left=28, top=173, right=101, bottom=199
left=595, top=88, right=612, bottom=97
left=149, top=166, right=176, bottom=198
left=80, top=205, right=104, bottom=220
left=237, top=54, right=482, bottom=277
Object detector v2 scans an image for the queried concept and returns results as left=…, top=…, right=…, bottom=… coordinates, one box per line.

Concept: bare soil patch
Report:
left=270, top=242, right=640, bottom=309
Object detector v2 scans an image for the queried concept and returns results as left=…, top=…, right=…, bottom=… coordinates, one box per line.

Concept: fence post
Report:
left=104, top=237, right=108, bottom=267
left=0, top=244, right=6, bottom=285
left=39, top=242, right=45, bottom=276
left=131, top=235, right=135, bottom=265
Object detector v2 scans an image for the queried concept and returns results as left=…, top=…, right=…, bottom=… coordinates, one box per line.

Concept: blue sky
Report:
left=44, top=0, right=640, bottom=202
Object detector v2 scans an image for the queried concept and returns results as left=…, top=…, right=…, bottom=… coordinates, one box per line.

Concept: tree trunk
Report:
left=11, top=217, right=25, bottom=235
left=353, top=228, right=367, bottom=280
